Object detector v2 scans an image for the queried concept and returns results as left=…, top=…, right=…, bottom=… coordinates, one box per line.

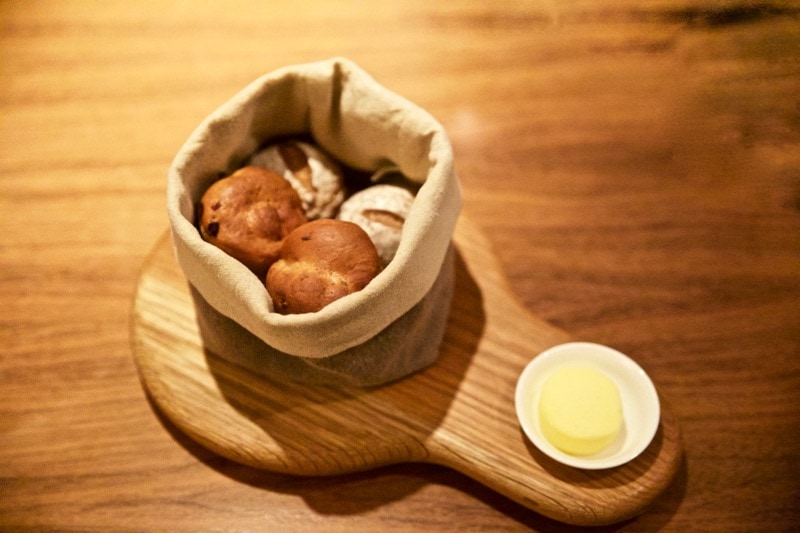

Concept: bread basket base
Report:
left=190, top=246, right=455, bottom=387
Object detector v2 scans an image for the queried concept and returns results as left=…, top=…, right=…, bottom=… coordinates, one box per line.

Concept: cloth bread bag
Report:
left=167, top=58, right=461, bottom=386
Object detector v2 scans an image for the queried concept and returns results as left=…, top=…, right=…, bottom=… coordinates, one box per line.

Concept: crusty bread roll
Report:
left=249, top=140, right=345, bottom=220
left=197, top=166, right=308, bottom=278
left=267, top=219, right=382, bottom=314
left=337, top=184, right=415, bottom=266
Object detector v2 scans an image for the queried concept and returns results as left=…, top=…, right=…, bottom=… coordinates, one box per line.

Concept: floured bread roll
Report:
left=267, top=219, right=382, bottom=314
left=338, top=184, right=414, bottom=266
left=197, top=166, right=307, bottom=278
left=249, top=140, right=345, bottom=219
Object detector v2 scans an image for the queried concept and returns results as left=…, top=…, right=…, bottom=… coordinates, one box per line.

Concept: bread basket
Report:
left=166, top=58, right=461, bottom=386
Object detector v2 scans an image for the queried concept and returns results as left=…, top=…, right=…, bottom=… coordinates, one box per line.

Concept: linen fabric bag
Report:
left=167, top=58, right=461, bottom=385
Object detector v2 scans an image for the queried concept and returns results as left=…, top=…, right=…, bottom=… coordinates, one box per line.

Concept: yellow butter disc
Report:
left=539, top=366, right=623, bottom=456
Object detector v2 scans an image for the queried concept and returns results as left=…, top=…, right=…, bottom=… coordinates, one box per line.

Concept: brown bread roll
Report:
left=267, top=219, right=382, bottom=314
left=197, top=166, right=308, bottom=278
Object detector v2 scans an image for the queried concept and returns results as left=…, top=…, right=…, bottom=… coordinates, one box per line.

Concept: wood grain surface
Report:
left=2, top=1, right=799, bottom=531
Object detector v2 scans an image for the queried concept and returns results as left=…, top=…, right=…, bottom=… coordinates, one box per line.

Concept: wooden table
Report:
left=2, top=1, right=798, bottom=530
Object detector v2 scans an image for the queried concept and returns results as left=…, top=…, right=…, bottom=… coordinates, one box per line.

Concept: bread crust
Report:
left=337, top=184, right=414, bottom=266
left=249, top=140, right=345, bottom=220
left=267, top=219, right=382, bottom=314
left=197, top=166, right=307, bottom=277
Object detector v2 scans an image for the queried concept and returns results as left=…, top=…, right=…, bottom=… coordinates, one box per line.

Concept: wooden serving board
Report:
left=131, top=217, right=683, bottom=527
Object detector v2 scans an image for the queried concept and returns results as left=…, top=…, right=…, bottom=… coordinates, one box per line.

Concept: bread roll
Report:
left=249, top=140, right=345, bottom=220
left=337, top=184, right=414, bottom=266
left=197, top=166, right=307, bottom=277
left=267, top=219, right=382, bottom=314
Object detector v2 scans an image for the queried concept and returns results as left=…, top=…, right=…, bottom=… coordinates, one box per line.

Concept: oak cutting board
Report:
left=131, top=216, right=683, bottom=527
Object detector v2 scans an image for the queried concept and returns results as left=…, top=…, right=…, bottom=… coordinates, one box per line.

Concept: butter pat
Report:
left=539, top=366, right=623, bottom=456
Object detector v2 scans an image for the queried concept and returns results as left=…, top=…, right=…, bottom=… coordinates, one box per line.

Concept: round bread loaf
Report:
left=337, top=184, right=415, bottom=267
left=249, top=140, right=345, bottom=220
left=267, top=219, right=382, bottom=315
left=197, top=166, right=308, bottom=278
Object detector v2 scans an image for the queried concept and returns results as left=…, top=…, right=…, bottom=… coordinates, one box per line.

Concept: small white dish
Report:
left=515, top=342, right=660, bottom=469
